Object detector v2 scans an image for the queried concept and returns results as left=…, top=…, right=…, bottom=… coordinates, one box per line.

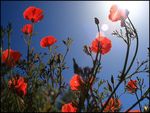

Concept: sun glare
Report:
left=101, top=24, right=109, bottom=32
left=99, top=1, right=142, bottom=33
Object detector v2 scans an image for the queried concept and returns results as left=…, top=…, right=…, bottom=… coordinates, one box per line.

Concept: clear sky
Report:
left=1, top=1, right=149, bottom=111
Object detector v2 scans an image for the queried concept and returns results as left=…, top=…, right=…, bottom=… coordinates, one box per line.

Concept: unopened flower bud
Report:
left=94, top=17, right=99, bottom=25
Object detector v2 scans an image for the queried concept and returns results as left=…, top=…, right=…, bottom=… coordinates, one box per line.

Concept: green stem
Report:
left=27, top=23, right=34, bottom=74
left=101, top=80, right=122, bottom=112
left=125, top=97, right=145, bottom=113
left=27, top=39, right=30, bottom=63
left=62, top=47, right=69, bottom=63
left=0, top=36, right=3, bottom=65
left=0, top=28, right=4, bottom=81
left=101, top=17, right=139, bottom=112
left=91, top=24, right=101, bottom=75
left=50, top=47, right=70, bottom=107
left=58, top=47, right=69, bottom=92
left=101, top=19, right=131, bottom=112
left=8, top=32, right=10, bottom=50
left=112, top=82, right=117, bottom=98
left=7, top=32, right=11, bottom=62
left=121, top=26, right=130, bottom=78
left=79, top=20, right=102, bottom=112
left=124, top=17, right=139, bottom=76
left=135, top=92, right=142, bottom=112
left=58, top=47, right=69, bottom=90
left=93, top=23, right=102, bottom=77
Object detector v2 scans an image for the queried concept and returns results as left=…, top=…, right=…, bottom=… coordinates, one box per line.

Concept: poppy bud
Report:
left=7, top=23, right=12, bottom=33
left=94, top=17, right=99, bottom=25
left=83, top=45, right=91, bottom=56
left=144, top=106, right=149, bottom=112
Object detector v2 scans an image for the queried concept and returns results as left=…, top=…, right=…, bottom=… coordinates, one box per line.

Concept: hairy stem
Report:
left=135, top=92, right=142, bottom=111
left=50, top=46, right=70, bottom=108
left=27, top=23, right=34, bottom=74
left=7, top=31, right=11, bottom=62
left=101, top=19, right=131, bottom=112
left=124, top=17, right=139, bottom=75
left=125, top=98, right=144, bottom=112
left=78, top=19, right=102, bottom=112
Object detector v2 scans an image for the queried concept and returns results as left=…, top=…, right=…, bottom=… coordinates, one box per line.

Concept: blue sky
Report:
left=1, top=1, right=149, bottom=111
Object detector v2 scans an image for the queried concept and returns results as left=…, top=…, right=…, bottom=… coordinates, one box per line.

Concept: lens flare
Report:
left=101, top=24, right=109, bottom=32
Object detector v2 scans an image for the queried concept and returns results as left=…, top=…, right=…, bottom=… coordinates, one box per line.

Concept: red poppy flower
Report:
left=90, top=34, right=112, bottom=55
left=8, top=76, right=27, bottom=96
left=70, top=74, right=83, bottom=91
left=109, top=4, right=129, bottom=22
left=126, top=80, right=138, bottom=93
left=61, top=102, right=77, bottom=112
left=21, top=24, right=33, bottom=35
left=40, top=36, right=57, bottom=48
left=23, top=6, right=44, bottom=23
left=2, top=49, right=21, bottom=67
left=126, top=110, right=141, bottom=112
left=103, top=98, right=121, bottom=112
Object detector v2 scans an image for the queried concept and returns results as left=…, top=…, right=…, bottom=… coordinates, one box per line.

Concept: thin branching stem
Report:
left=50, top=45, right=70, bottom=108
left=124, top=17, right=139, bottom=75
left=125, top=98, right=144, bottom=112
left=135, top=91, right=142, bottom=111
left=101, top=19, right=131, bottom=112
left=27, top=23, right=34, bottom=74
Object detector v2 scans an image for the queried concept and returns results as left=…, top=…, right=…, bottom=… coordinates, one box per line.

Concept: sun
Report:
left=101, top=24, right=109, bottom=32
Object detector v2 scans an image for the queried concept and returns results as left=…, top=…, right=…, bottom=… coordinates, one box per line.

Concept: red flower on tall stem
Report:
left=8, top=76, right=27, bottom=96
left=90, top=33, right=112, bottom=55
left=23, top=6, right=44, bottom=23
left=109, top=4, right=129, bottom=22
left=22, top=24, right=33, bottom=35
left=126, top=80, right=138, bottom=93
left=61, top=102, right=77, bottom=112
left=70, top=74, right=83, bottom=91
left=2, top=49, right=21, bottom=67
left=40, top=36, right=57, bottom=48
left=103, top=98, right=121, bottom=112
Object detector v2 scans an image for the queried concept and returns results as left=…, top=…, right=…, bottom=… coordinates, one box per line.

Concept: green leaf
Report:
left=83, top=45, right=90, bottom=56
left=62, top=40, right=66, bottom=45
left=107, top=80, right=112, bottom=92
